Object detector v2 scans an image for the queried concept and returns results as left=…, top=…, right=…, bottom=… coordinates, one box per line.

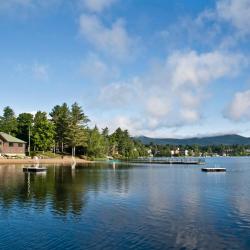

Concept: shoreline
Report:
left=0, top=157, right=92, bottom=165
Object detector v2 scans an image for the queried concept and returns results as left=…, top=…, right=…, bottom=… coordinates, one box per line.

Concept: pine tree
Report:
left=67, top=103, right=89, bottom=156
left=0, top=106, right=18, bottom=135
left=17, top=113, right=34, bottom=143
left=102, top=127, right=110, bottom=156
left=32, top=111, right=55, bottom=152
left=50, top=103, right=71, bottom=153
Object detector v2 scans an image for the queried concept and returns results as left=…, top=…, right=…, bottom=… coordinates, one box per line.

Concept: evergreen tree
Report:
left=87, top=126, right=105, bottom=157
left=109, top=128, right=139, bottom=159
left=0, top=103, right=150, bottom=158
left=17, top=113, right=34, bottom=143
left=67, top=103, right=89, bottom=156
left=207, top=146, right=213, bottom=156
left=193, top=144, right=200, bottom=157
left=32, top=111, right=55, bottom=152
left=102, top=127, right=110, bottom=155
left=0, top=106, right=18, bottom=135
left=50, top=103, right=71, bottom=153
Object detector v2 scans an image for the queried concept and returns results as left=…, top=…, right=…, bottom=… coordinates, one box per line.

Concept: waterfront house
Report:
left=147, top=149, right=153, bottom=157
left=180, top=149, right=189, bottom=156
left=0, top=132, right=26, bottom=157
left=171, top=148, right=180, bottom=156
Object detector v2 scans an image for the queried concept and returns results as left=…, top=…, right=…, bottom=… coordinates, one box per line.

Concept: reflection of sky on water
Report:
left=1, top=159, right=250, bottom=249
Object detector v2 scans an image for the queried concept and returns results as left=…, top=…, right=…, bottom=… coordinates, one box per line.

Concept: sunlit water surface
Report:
left=1, top=157, right=250, bottom=249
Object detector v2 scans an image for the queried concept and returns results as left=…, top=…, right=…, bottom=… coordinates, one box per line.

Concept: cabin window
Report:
left=9, top=142, right=14, bottom=147
left=18, top=143, right=23, bottom=147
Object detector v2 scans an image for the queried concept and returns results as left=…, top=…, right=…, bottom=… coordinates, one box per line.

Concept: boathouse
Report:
left=0, top=132, right=26, bottom=156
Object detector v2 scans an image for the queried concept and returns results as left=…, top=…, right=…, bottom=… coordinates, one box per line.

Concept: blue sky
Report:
left=0, top=0, right=250, bottom=138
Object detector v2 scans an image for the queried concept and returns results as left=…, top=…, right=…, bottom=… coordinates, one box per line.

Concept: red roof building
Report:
left=0, top=132, right=26, bottom=156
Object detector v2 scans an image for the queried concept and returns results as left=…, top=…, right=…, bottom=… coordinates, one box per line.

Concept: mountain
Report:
left=134, top=134, right=250, bottom=146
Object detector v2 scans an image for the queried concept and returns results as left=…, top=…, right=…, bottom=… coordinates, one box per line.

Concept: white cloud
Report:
left=168, top=50, right=244, bottom=88
left=82, top=0, right=249, bottom=136
left=0, top=0, right=34, bottom=9
left=180, top=109, right=200, bottom=124
left=143, top=50, right=244, bottom=128
left=180, top=91, right=200, bottom=108
left=14, top=62, right=49, bottom=81
left=98, top=78, right=140, bottom=108
left=79, top=14, right=134, bottom=60
left=166, top=0, right=250, bottom=51
left=146, top=96, right=171, bottom=118
left=0, top=0, right=60, bottom=12
left=225, top=90, right=250, bottom=121
left=191, top=0, right=250, bottom=48
left=80, top=0, right=116, bottom=13
left=32, top=63, right=48, bottom=81
left=217, top=0, right=250, bottom=35
left=94, top=49, right=246, bottom=135
left=80, top=53, right=120, bottom=83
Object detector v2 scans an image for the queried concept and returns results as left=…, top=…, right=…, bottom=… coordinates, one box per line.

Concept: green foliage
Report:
left=101, top=127, right=110, bottom=155
left=33, top=151, right=59, bottom=159
left=0, top=106, right=18, bottom=135
left=84, top=126, right=149, bottom=159
left=70, top=102, right=90, bottom=125
left=16, top=113, right=34, bottom=143
left=0, top=104, right=149, bottom=159
left=108, top=128, right=146, bottom=159
left=154, top=145, right=171, bottom=157
left=32, top=111, right=55, bottom=151
left=86, top=126, right=105, bottom=157
left=50, top=103, right=71, bottom=153
left=67, top=103, right=89, bottom=156
left=3, top=104, right=250, bottom=160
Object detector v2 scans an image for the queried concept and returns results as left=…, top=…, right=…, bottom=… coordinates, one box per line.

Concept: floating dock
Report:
left=129, top=158, right=205, bottom=165
left=23, top=167, right=47, bottom=173
left=201, top=167, right=226, bottom=172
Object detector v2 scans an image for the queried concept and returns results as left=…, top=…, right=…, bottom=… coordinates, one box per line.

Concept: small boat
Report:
left=23, top=166, right=47, bottom=173
left=201, top=167, right=226, bottom=172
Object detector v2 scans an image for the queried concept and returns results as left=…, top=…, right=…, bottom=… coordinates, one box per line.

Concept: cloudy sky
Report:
left=0, top=0, right=250, bottom=138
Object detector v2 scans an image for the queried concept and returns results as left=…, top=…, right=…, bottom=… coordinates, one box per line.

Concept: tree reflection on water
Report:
left=0, top=163, right=130, bottom=217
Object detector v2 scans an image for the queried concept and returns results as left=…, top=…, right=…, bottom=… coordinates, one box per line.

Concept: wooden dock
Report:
left=201, top=167, right=226, bottom=172
left=129, top=157, right=205, bottom=165
left=23, top=167, right=47, bottom=173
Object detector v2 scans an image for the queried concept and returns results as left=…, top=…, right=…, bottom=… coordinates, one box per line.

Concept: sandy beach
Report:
left=0, top=157, right=92, bottom=165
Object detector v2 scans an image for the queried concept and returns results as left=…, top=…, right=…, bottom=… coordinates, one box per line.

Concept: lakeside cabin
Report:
left=0, top=132, right=26, bottom=157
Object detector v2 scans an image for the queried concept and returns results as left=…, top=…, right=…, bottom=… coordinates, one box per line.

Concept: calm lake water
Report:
left=1, top=157, right=250, bottom=249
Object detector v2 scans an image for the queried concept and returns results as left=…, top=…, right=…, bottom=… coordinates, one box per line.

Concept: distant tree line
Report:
left=0, top=104, right=149, bottom=159
left=147, top=143, right=250, bottom=157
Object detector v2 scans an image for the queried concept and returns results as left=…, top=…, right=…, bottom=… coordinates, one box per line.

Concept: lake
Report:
left=1, top=157, right=250, bottom=249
